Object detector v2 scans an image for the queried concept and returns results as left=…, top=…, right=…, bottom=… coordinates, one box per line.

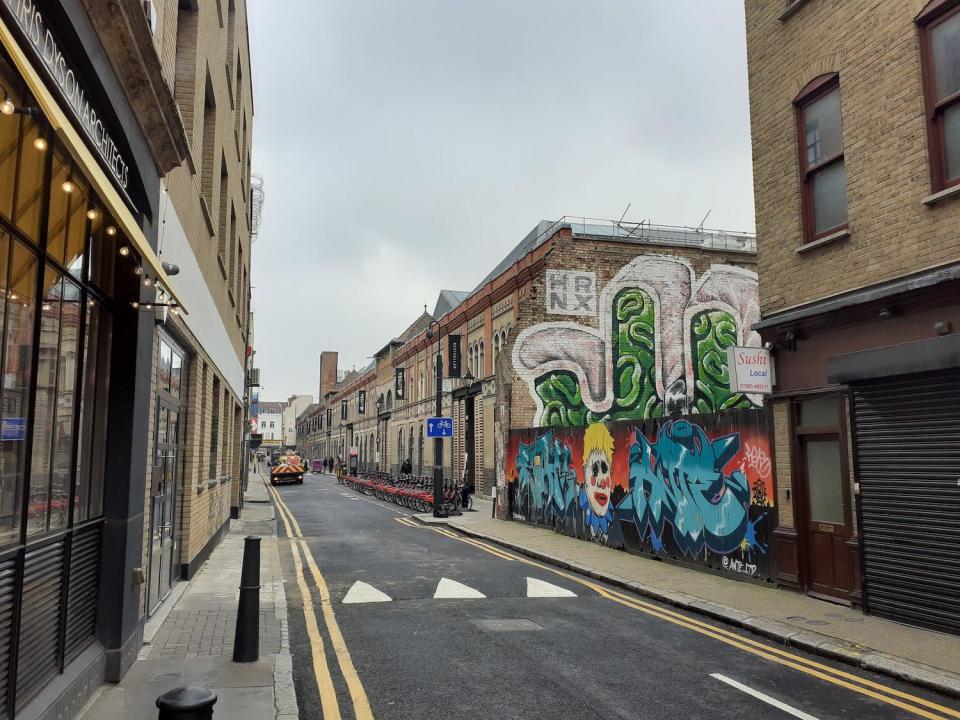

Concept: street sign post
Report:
left=426, top=417, right=453, bottom=438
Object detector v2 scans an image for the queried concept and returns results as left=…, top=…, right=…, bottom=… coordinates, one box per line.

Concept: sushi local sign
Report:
left=727, top=346, right=774, bottom=394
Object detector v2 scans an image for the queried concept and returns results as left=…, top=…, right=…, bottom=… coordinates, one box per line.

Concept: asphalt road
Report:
left=270, top=472, right=960, bottom=720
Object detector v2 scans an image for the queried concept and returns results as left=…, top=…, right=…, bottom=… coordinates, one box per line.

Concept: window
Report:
left=920, top=3, right=960, bottom=190
left=270, top=420, right=274, bottom=429
left=795, top=74, right=847, bottom=241
left=209, top=377, right=220, bottom=479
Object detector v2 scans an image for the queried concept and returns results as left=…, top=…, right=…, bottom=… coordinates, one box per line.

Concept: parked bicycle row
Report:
left=339, top=470, right=473, bottom=515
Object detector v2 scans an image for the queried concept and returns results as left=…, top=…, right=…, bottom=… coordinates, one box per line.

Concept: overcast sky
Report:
left=247, top=1, right=754, bottom=402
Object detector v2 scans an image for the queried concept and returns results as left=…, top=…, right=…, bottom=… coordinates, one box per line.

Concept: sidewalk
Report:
left=78, top=471, right=297, bottom=719
left=422, top=497, right=960, bottom=698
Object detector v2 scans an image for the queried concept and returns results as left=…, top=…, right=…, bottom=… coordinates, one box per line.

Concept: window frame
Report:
left=794, top=73, right=848, bottom=243
left=918, top=0, right=960, bottom=192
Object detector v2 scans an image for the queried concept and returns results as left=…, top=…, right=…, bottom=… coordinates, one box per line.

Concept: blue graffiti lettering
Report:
left=516, top=431, right=577, bottom=523
left=617, top=420, right=752, bottom=557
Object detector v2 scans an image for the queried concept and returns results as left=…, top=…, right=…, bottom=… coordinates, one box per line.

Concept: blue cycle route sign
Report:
left=426, top=417, right=453, bottom=438
left=1, top=418, right=25, bottom=441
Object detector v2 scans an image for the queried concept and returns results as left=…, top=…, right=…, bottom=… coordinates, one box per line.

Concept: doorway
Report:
left=794, top=396, right=853, bottom=601
left=464, top=395, right=476, bottom=490
left=148, top=335, right=186, bottom=615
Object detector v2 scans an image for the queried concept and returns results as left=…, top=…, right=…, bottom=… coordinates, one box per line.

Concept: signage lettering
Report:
left=358, top=389, right=366, bottom=415
left=4, top=0, right=131, bottom=192
left=448, top=335, right=461, bottom=378
left=726, top=346, right=774, bottom=395
left=395, top=368, right=405, bottom=400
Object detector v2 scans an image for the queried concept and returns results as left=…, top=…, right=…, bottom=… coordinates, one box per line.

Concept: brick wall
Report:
left=745, top=0, right=960, bottom=317
left=502, top=230, right=759, bottom=429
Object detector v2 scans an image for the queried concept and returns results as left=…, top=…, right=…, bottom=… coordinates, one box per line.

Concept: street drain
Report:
left=473, top=618, right=543, bottom=632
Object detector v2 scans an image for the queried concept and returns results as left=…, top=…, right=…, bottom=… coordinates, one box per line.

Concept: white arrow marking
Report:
left=434, top=578, right=486, bottom=599
left=526, top=577, right=577, bottom=598
left=342, top=581, right=392, bottom=604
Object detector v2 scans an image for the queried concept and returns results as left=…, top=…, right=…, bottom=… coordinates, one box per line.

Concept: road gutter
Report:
left=420, top=518, right=960, bottom=700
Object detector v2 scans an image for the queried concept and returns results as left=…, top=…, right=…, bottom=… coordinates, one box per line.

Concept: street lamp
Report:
left=425, top=321, right=445, bottom=518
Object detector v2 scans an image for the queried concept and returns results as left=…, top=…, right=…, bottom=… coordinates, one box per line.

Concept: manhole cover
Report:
left=473, top=618, right=543, bottom=632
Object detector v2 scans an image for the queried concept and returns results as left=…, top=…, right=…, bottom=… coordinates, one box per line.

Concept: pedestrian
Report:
left=401, top=457, right=412, bottom=475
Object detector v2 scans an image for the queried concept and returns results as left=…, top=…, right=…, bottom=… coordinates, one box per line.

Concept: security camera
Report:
left=161, top=261, right=180, bottom=276
left=763, top=341, right=775, bottom=350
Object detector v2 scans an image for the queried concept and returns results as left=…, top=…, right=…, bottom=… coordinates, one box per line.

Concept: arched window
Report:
left=419, top=370, right=424, bottom=400
left=479, top=340, right=485, bottom=377
left=408, top=427, right=414, bottom=466
left=386, top=390, right=392, bottom=409
left=397, top=428, right=404, bottom=466
left=467, top=344, right=474, bottom=378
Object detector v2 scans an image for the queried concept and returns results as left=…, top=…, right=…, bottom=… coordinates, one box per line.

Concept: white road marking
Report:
left=527, top=577, right=577, bottom=598
left=434, top=578, right=486, bottom=599
left=711, top=674, right=821, bottom=720
left=342, top=581, right=393, bottom=604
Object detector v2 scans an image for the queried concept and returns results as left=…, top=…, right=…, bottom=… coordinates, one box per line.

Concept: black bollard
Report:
left=156, top=686, right=217, bottom=720
left=232, top=535, right=261, bottom=662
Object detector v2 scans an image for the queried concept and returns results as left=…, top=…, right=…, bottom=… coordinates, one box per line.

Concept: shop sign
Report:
left=394, top=368, right=405, bottom=399
left=727, top=346, right=773, bottom=394
left=448, top=335, right=461, bottom=378
left=3, top=0, right=132, bottom=192
left=358, top=389, right=366, bottom=415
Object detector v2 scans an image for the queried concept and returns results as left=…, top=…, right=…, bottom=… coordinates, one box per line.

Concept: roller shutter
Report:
left=851, top=369, right=960, bottom=635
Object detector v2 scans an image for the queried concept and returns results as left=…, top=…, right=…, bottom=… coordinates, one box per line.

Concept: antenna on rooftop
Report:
left=697, top=209, right=712, bottom=232
left=618, top=203, right=632, bottom=224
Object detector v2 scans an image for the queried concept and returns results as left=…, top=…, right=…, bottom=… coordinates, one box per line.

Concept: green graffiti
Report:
left=534, top=292, right=757, bottom=426
left=535, top=288, right=664, bottom=425
left=689, top=309, right=755, bottom=414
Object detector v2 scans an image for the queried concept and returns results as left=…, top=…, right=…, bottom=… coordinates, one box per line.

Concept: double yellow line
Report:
left=416, top=525, right=960, bottom=720
left=269, top=483, right=373, bottom=720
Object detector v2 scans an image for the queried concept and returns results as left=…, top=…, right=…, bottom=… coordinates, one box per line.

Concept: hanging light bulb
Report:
left=0, top=95, right=14, bottom=116
left=42, top=303, right=52, bottom=311
left=143, top=276, right=152, bottom=287
left=143, top=303, right=153, bottom=310
left=106, top=225, right=117, bottom=237
left=8, top=293, right=17, bottom=300
left=118, top=246, right=130, bottom=257
left=86, top=209, right=99, bottom=221
left=131, top=301, right=139, bottom=309
left=170, top=305, right=179, bottom=316
left=134, top=266, right=143, bottom=276
left=33, top=137, right=47, bottom=151
left=61, top=178, right=75, bottom=194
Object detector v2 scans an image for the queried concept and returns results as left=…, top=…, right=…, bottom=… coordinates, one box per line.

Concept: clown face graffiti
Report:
left=584, top=449, right=612, bottom=516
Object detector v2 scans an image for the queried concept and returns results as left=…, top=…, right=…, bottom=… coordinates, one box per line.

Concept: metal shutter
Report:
left=0, top=557, right=16, bottom=720
left=852, top=369, right=960, bottom=635
left=64, top=525, right=101, bottom=663
left=16, top=540, right=65, bottom=710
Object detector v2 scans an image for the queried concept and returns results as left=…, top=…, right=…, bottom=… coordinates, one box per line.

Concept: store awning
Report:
left=0, top=15, right=188, bottom=314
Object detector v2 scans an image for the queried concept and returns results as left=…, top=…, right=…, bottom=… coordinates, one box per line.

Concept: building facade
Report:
left=746, top=0, right=960, bottom=634
left=138, top=0, right=254, bottom=615
left=282, top=394, right=312, bottom=447
left=0, top=0, right=191, bottom=715
left=257, top=401, right=283, bottom=447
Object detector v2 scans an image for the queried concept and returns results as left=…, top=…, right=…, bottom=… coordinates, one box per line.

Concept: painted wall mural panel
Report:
left=505, top=409, right=776, bottom=581
left=514, top=254, right=761, bottom=426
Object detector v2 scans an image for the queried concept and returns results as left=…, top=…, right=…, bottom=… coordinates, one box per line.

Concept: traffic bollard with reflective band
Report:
left=232, top=535, right=260, bottom=662
left=156, top=686, right=217, bottom=720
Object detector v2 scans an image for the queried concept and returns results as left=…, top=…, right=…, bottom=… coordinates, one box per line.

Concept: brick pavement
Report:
left=78, top=470, right=297, bottom=719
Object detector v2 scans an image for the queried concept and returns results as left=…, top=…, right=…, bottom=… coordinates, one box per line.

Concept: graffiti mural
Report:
left=506, top=410, right=776, bottom=581
left=513, top=255, right=761, bottom=426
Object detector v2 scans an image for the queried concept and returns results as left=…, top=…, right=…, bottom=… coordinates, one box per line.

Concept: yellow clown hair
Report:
left=583, top=422, right=614, bottom=465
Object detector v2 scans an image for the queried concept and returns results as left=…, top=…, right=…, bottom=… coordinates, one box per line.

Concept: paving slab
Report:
left=78, top=467, right=298, bottom=719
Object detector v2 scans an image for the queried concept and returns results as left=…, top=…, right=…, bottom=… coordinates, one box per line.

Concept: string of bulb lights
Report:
left=3, top=84, right=180, bottom=315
